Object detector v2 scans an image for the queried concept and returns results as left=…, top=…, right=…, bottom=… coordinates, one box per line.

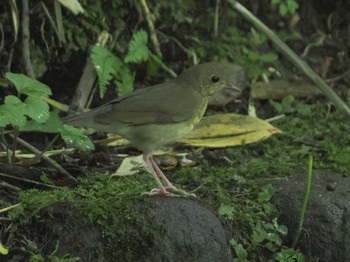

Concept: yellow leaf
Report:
left=0, top=242, right=8, bottom=255
left=179, top=113, right=282, bottom=147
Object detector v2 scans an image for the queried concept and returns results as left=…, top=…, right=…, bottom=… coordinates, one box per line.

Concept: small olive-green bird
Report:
left=63, top=62, right=241, bottom=196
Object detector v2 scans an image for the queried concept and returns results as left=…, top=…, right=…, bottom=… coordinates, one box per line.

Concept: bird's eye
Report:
left=211, top=75, right=220, bottom=83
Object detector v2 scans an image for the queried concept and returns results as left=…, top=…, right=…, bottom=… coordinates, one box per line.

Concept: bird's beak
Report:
left=229, top=83, right=241, bottom=93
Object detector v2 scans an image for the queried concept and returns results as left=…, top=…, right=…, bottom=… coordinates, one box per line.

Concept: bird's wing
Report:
left=93, top=82, right=203, bottom=126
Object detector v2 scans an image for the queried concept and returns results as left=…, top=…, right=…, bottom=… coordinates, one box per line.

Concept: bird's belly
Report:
left=117, top=121, right=194, bottom=155
left=116, top=98, right=208, bottom=154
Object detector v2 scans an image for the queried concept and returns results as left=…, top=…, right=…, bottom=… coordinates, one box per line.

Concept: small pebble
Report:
left=326, top=184, right=336, bottom=191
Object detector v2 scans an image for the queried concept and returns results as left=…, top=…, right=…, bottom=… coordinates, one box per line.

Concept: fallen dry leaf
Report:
left=110, top=155, right=148, bottom=177
left=179, top=113, right=282, bottom=147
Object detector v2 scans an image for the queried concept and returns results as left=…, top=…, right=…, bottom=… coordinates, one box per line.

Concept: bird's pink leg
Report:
left=142, top=155, right=173, bottom=196
left=149, top=156, right=187, bottom=195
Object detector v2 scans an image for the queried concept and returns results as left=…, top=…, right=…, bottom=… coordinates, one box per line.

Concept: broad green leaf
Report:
left=24, top=96, right=50, bottom=123
left=124, top=30, right=150, bottom=63
left=20, top=111, right=64, bottom=132
left=91, top=45, right=123, bottom=98
left=251, top=222, right=267, bottom=244
left=257, top=184, right=275, bottom=203
left=279, top=4, right=288, bottom=16
left=0, top=95, right=26, bottom=127
left=4, top=95, right=22, bottom=104
left=60, top=124, right=94, bottom=151
left=230, top=239, right=248, bottom=261
left=115, top=66, right=135, bottom=96
left=5, top=73, right=52, bottom=96
left=218, top=204, right=235, bottom=220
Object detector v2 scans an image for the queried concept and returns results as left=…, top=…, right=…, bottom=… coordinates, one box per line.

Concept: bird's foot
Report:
left=164, top=184, right=197, bottom=198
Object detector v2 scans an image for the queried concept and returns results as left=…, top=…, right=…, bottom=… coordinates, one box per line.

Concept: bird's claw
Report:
left=165, top=185, right=196, bottom=198
left=141, top=187, right=197, bottom=198
left=141, top=188, right=178, bottom=197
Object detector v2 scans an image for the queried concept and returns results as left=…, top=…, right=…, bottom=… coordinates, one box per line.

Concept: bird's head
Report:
left=177, top=62, right=242, bottom=97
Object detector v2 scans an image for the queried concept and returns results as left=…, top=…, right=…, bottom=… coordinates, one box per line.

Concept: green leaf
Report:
left=274, top=248, right=305, bottom=261
left=257, top=184, right=276, bottom=203
left=279, top=4, right=288, bottom=16
left=251, top=222, right=267, bottom=244
left=24, top=96, right=50, bottom=123
left=0, top=95, right=27, bottom=127
left=115, top=66, right=135, bottom=96
left=5, top=73, right=52, bottom=96
left=277, top=224, right=288, bottom=235
left=230, top=239, right=247, bottom=261
left=258, top=52, right=278, bottom=63
left=20, top=111, right=64, bottom=133
left=295, top=103, right=312, bottom=117
left=91, top=45, right=123, bottom=98
left=269, top=95, right=295, bottom=114
left=287, top=0, right=299, bottom=13
left=124, top=30, right=150, bottom=63
left=218, top=204, right=235, bottom=220
left=271, top=0, right=280, bottom=5
left=60, top=124, right=94, bottom=151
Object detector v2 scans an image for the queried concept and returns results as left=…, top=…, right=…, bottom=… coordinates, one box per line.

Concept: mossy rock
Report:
left=8, top=197, right=231, bottom=261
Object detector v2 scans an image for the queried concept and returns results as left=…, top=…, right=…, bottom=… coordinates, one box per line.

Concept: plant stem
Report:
left=0, top=129, right=11, bottom=164
left=291, top=155, right=313, bottom=248
left=140, top=0, right=162, bottom=57
left=10, top=127, right=19, bottom=165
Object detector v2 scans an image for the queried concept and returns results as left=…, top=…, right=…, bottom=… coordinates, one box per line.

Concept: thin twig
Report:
left=21, top=0, right=35, bottom=79
left=158, top=31, right=198, bottom=65
left=9, top=0, right=20, bottom=42
left=214, top=0, right=220, bottom=37
left=0, top=130, right=11, bottom=164
left=0, top=180, right=21, bottom=191
left=0, top=203, right=21, bottom=214
left=140, top=0, right=162, bottom=57
left=9, top=135, right=77, bottom=182
left=229, top=0, right=350, bottom=117
left=38, top=133, right=60, bottom=158
left=0, top=22, right=4, bottom=52
left=41, top=2, right=60, bottom=42
left=54, top=0, right=66, bottom=45
left=0, top=172, right=89, bottom=198
left=0, top=171, right=61, bottom=189
left=10, top=127, right=19, bottom=165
